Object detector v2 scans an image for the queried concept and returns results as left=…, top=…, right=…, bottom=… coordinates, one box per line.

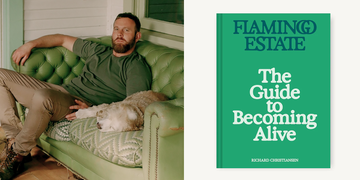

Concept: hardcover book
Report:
left=216, top=13, right=330, bottom=168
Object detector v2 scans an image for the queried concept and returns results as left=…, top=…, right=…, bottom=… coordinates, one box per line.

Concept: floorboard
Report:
left=0, top=127, right=82, bottom=180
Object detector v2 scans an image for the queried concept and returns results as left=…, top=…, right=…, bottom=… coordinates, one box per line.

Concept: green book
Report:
left=217, top=13, right=330, bottom=168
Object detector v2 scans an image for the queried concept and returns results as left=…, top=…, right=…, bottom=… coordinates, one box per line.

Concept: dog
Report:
left=75, top=90, right=168, bottom=132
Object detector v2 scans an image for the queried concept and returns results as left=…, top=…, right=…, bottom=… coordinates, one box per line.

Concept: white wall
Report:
left=106, top=0, right=124, bottom=35
left=24, top=0, right=123, bottom=42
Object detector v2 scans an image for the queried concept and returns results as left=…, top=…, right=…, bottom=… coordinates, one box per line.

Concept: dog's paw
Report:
left=75, top=109, right=90, bottom=119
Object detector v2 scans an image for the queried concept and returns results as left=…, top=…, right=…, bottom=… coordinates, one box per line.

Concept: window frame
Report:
left=124, top=0, right=183, bottom=50
left=1, top=0, right=24, bottom=69
left=135, top=0, right=184, bottom=37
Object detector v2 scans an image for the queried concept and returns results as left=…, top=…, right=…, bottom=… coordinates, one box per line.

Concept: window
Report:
left=125, top=0, right=184, bottom=50
left=136, top=0, right=184, bottom=37
left=147, top=0, right=184, bottom=25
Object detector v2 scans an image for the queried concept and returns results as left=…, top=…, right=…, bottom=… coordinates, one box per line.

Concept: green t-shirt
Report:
left=62, top=38, right=152, bottom=105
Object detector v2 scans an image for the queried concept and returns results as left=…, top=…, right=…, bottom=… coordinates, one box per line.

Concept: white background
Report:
left=184, top=0, right=360, bottom=179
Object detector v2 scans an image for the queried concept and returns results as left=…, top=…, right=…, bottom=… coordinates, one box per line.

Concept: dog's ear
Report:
left=126, top=108, right=138, bottom=120
left=96, top=110, right=105, bottom=118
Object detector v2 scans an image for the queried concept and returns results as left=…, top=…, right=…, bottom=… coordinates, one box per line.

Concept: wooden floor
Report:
left=0, top=127, right=82, bottom=180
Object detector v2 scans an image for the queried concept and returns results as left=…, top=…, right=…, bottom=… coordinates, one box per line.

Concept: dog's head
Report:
left=96, top=104, right=143, bottom=132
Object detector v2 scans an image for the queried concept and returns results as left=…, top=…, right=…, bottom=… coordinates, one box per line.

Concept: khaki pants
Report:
left=0, top=68, right=87, bottom=156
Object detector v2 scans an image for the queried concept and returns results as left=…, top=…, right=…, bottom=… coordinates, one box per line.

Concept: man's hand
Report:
left=65, top=99, right=89, bottom=120
left=12, top=42, right=34, bottom=66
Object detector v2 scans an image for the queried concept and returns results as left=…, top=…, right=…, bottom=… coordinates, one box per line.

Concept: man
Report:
left=0, top=12, right=151, bottom=180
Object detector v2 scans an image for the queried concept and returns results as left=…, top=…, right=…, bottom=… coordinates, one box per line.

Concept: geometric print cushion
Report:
left=69, top=117, right=143, bottom=167
left=44, top=119, right=72, bottom=141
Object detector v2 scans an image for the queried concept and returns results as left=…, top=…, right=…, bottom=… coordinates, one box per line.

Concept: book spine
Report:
left=216, top=13, right=223, bottom=168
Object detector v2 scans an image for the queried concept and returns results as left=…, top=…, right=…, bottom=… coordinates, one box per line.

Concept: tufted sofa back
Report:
left=11, top=36, right=184, bottom=100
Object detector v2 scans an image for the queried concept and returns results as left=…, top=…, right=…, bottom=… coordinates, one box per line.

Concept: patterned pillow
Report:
left=44, top=119, right=72, bottom=141
left=25, top=108, right=72, bottom=141
left=69, top=117, right=143, bottom=167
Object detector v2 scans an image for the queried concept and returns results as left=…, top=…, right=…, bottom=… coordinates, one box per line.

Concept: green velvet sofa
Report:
left=10, top=36, right=184, bottom=180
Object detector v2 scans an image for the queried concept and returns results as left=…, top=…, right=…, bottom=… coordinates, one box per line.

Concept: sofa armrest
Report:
left=142, top=97, right=184, bottom=180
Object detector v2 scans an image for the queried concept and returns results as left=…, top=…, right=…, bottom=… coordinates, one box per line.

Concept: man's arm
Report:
left=12, top=34, right=77, bottom=66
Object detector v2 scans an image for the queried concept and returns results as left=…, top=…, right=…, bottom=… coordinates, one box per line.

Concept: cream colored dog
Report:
left=75, top=90, right=168, bottom=132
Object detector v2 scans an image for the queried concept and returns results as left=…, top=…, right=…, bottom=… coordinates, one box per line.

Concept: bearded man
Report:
left=0, top=13, right=151, bottom=180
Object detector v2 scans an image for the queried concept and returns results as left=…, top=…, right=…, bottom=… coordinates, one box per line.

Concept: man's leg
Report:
left=0, top=68, right=79, bottom=179
left=0, top=68, right=67, bottom=138
left=0, top=68, right=77, bottom=153
left=13, top=88, right=76, bottom=155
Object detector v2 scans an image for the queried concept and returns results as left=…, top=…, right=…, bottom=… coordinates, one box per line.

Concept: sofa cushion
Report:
left=44, top=119, right=72, bottom=142
left=69, top=117, right=143, bottom=167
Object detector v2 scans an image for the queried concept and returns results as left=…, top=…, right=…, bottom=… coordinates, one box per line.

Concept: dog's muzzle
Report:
left=96, top=122, right=102, bottom=129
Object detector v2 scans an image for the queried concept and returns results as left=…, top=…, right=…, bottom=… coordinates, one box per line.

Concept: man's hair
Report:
left=115, top=12, right=141, bottom=32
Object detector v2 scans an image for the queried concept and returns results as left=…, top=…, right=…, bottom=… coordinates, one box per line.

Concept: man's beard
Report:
left=112, top=35, right=136, bottom=53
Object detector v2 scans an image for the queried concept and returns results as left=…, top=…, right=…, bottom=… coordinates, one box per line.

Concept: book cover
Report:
left=216, top=13, right=330, bottom=168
